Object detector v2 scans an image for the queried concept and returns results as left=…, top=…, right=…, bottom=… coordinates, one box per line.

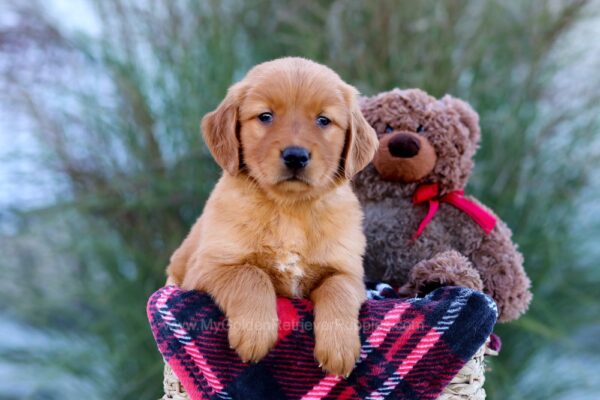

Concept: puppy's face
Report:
left=239, top=67, right=350, bottom=196
left=202, top=58, right=377, bottom=201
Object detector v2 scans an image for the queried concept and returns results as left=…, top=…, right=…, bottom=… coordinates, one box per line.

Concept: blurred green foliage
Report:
left=1, top=0, right=599, bottom=399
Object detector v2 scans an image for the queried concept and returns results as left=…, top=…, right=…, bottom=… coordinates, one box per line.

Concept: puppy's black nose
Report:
left=282, top=146, right=311, bottom=170
left=388, top=134, right=421, bottom=158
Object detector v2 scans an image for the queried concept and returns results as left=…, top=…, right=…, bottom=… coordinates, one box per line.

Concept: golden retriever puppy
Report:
left=166, top=57, right=378, bottom=376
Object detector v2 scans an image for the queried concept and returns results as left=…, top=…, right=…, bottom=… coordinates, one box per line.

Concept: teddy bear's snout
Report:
left=388, top=133, right=421, bottom=158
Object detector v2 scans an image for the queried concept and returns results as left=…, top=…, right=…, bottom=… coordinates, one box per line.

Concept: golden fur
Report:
left=166, top=57, right=378, bottom=376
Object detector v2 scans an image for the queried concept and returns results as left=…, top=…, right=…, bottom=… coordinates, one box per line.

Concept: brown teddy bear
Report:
left=352, top=88, right=532, bottom=322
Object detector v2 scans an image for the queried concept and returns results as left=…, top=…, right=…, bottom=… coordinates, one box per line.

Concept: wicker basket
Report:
left=436, top=341, right=497, bottom=400
left=161, top=341, right=497, bottom=400
left=162, top=363, right=189, bottom=400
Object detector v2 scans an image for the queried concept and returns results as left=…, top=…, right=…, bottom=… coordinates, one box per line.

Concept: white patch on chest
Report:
left=274, top=252, right=305, bottom=298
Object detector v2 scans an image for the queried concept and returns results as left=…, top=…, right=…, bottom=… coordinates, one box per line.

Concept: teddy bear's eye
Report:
left=384, top=125, right=394, bottom=134
left=416, top=124, right=425, bottom=133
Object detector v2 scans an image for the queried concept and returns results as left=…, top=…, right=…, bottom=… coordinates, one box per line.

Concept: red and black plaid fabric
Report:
left=147, top=285, right=496, bottom=400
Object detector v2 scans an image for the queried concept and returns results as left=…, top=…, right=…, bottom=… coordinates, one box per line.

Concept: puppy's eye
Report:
left=416, top=124, right=425, bottom=133
left=258, top=112, right=273, bottom=123
left=316, top=116, right=331, bottom=127
left=384, top=125, right=394, bottom=133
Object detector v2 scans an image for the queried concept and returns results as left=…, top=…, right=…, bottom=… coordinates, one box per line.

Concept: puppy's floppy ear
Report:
left=442, top=95, right=481, bottom=146
left=342, top=86, right=378, bottom=179
left=201, top=82, right=246, bottom=175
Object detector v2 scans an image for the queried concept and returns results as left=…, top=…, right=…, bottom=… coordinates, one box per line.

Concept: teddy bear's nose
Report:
left=388, top=133, right=421, bottom=158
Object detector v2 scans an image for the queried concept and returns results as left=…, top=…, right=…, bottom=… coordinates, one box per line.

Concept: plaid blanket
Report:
left=148, top=285, right=497, bottom=400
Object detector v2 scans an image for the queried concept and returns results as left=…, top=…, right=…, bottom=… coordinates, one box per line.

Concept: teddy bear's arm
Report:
left=398, top=250, right=484, bottom=297
left=470, top=219, right=532, bottom=322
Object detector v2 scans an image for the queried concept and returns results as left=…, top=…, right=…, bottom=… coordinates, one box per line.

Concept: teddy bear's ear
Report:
left=442, top=95, right=481, bottom=145
left=357, top=95, right=373, bottom=115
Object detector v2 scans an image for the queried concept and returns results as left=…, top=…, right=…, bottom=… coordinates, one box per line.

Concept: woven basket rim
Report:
left=161, top=340, right=494, bottom=400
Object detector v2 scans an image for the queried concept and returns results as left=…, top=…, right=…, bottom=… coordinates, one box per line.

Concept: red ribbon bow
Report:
left=412, top=183, right=497, bottom=240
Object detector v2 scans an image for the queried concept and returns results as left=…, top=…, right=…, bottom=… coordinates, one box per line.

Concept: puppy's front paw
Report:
left=228, top=312, right=279, bottom=363
left=314, top=318, right=361, bottom=377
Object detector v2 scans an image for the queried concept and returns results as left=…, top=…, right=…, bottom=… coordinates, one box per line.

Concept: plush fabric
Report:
left=352, top=88, right=532, bottom=322
left=148, top=285, right=497, bottom=400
